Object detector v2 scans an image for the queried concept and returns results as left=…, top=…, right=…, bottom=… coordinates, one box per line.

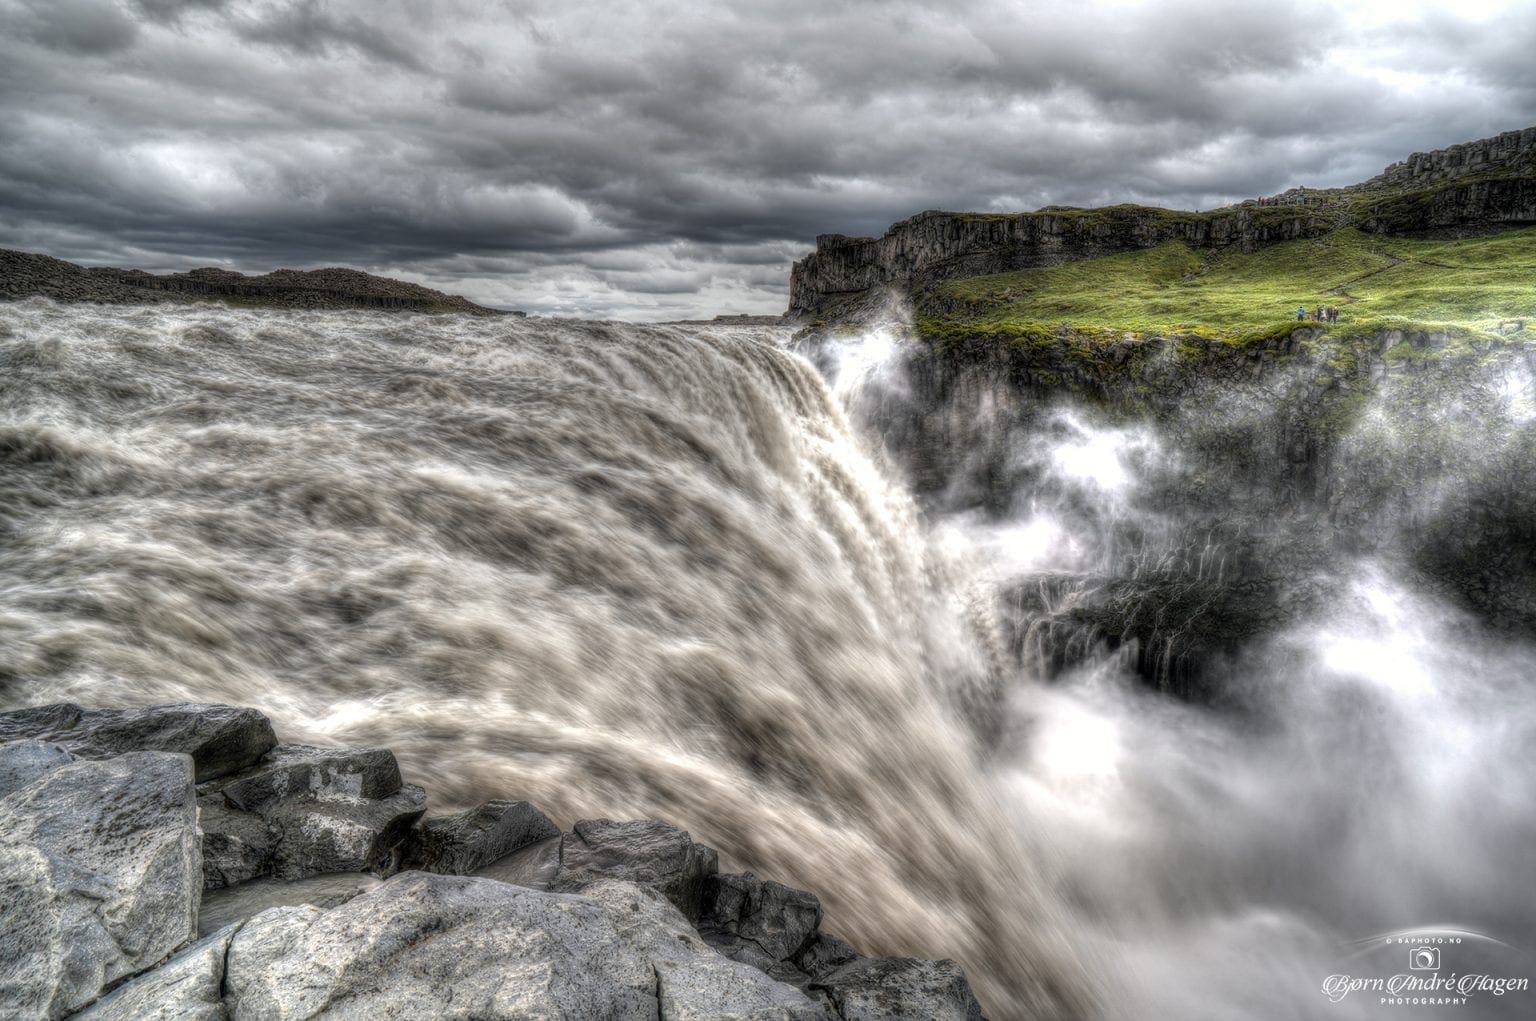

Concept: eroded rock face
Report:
left=552, top=818, right=719, bottom=922
left=196, top=743, right=426, bottom=886
left=221, top=873, right=822, bottom=1020
left=0, top=751, right=201, bottom=1019
left=398, top=799, right=560, bottom=875
left=787, top=127, right=1536, bottom=316
left=72, top=925, right=237, bottom=1021
left=0, top=703, right=995, bottom=1020
left=0, top=740, right=74, bottom=799
left=0, top=703, right=275, bottom=782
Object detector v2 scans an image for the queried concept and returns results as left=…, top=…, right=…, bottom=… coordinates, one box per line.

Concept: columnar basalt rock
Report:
left=787, top=205, right=1316, bottom=316
left=1361, top=127, right=1536, bottom=190
left=788, top=125, right=1536, bottom=317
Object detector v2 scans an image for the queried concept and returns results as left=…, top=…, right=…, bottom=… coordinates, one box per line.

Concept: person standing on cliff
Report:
left=1298, top=306, right=1306, bottom=321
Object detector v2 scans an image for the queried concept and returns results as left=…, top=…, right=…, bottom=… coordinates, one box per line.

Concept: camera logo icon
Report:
left=1409, top=946, right=1441, bottom=971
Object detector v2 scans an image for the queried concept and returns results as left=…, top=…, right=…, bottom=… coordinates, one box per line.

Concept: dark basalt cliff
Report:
left=0, top=248, right=506, bottom=315
left=789, top=126, right=1536, bottom=317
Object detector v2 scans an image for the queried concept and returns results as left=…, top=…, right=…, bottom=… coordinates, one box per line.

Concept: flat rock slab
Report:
left=0, top=703, right=275, bottom=782
left=552, top=818, right=718, bottom=922
left=198, top=873, right=379, bottom=937
left=0, top=740, right=74, bottom=800
left=399, top=799, right=560, bottom=875
left=0, top=751, right=201, bottom=1019
left=206, top=743, right=402, bottom=810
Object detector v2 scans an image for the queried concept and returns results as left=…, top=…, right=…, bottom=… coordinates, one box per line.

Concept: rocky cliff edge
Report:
left=0, top=701, right=987, bottom=1021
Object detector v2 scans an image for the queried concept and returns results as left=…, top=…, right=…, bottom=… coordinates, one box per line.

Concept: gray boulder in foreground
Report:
left=197, top=743, right=427, bottom=885
left=703, top=871, right=825, bottom=972
left=0, top=702, right=992, bottom=1020
left=580, top=880, right=824, bottom=1021
left=207, top=744, right=403, bottom=811
left=222, top=872, right=822, bottom=1019
left=0, top=751, right=201, bottom=1019
left=0, top=703, right=275, bottom=782
left=72, top=925, right=237, bottom=1021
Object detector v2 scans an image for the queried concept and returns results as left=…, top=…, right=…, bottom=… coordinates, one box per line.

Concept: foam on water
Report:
left=0, top=300, right=1086, bottom=1018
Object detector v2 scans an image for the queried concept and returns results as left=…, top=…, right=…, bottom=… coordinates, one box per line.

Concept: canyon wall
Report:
left=790, top=126, right=1536, bottom=317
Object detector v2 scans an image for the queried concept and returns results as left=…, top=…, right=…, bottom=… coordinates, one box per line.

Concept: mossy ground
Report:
left=919, top=225, right=1536, bottom=345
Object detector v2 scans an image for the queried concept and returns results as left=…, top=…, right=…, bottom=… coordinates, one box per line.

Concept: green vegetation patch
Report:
left=921, top=226, right=1536, bottom=344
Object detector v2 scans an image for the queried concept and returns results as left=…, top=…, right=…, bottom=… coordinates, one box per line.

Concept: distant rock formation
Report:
left=0, top=249, right=508, bottom=315
left=789, top=125, right=1536, bottom=317
left=1362, top=126, right=1536, bottom=190
left=789, top=205, right=1322, bottom=316
left=0, top=701, right=987, bottom=1020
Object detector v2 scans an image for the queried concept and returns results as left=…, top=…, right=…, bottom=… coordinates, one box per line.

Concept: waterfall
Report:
left=0, top=300, right=1087, bottom=1019
left=6, top=297, right=1532, bottom=1018
left=809, top=316, right=1536, bottom=1019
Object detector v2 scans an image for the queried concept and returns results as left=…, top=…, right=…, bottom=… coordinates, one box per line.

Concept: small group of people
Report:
left=1297, top=304, right=1340, bottom=323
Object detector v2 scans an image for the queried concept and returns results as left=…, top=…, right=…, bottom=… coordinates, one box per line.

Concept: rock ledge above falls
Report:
left=0, top=701, right=987, bottom=1021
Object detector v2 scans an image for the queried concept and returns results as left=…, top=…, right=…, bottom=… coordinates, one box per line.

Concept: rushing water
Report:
left=815, top=320, right=1536, bottom=1019
left=0, top=301, right=1083, bottom=1018
left=2, top=300, right=1533, bottom=1019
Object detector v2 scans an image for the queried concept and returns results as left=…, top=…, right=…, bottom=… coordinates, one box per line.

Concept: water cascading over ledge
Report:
left=0, top=300, right=1089, bottom=1020
left=801, top=311, right=1536, bottom=1018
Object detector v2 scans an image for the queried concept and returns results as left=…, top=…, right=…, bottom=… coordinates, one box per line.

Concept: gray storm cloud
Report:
left=0, top=0, right=1532, bottom=319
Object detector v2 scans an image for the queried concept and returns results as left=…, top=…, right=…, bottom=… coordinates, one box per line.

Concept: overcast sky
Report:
left=1, top=0, right=1533, bottom=319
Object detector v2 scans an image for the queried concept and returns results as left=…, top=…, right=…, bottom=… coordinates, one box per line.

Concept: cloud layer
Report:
left=1, top=0, right=1532, bottom=318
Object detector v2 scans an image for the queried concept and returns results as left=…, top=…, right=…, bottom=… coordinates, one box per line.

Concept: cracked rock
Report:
left=0, top=703, right=275, bottom=782
left=0, top=751, right=201, bottom=1019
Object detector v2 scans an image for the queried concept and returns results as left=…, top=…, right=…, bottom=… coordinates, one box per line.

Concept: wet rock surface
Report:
left=0, top=703, right=275, bottom=782
left=0, top=702, right=990, bottom=1020
left=551, top=817, right=719, bottom=921
left=0, top=751, right=201, bottom=1019
left=397, top=798, right=559, bottom=875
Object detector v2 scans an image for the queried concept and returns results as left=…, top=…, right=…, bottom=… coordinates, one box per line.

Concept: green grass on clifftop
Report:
left=920, top=226, right=1536, bottom=344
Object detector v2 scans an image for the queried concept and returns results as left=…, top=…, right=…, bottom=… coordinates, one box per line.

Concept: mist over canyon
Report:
left=2, top=284, right=1534, bottom=1017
